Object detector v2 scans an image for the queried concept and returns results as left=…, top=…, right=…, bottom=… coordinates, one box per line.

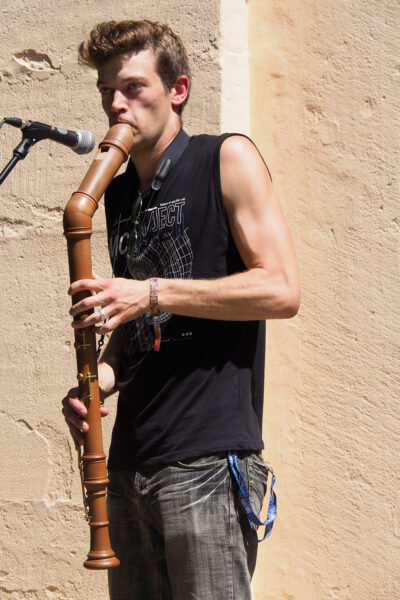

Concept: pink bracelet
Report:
left=150, top=278, right=161, bottom=351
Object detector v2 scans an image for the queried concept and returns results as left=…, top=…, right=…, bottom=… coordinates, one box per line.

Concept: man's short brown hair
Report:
left=79, top=20, right=191, bottom=109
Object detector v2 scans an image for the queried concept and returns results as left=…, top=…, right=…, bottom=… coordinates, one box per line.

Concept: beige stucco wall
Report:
left=0, top=1, right=398, bottom=599
left=249, top=2, right=400, bottom=599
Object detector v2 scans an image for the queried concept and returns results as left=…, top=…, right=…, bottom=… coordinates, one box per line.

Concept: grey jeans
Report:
left=107, top=452, right=269, bottom=600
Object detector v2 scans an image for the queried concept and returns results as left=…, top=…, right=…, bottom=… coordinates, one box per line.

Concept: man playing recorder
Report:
left=63, top=19, right=299, bottom=600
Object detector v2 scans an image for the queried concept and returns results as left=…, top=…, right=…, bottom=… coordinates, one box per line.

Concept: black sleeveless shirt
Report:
left=105, top=134, right=265, bottom=469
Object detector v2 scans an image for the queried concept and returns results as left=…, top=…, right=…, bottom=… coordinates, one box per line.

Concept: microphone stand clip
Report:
left=0, top=119, right=38, bottom=186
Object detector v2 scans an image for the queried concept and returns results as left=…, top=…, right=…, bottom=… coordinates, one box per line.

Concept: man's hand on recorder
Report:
left=62, top=386, right=109, bottom=447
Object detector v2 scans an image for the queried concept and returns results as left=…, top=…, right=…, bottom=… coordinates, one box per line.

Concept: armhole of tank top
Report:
left=214, top=133, right=273, bottom=235
left=213, top=133, right=233, bottom=235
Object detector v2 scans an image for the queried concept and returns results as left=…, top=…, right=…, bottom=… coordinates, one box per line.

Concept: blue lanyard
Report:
left=228, top=452, right=277, bottom=542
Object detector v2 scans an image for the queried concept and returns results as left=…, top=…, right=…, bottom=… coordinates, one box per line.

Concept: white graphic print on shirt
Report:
left=108, top=198, right=193, bottom=354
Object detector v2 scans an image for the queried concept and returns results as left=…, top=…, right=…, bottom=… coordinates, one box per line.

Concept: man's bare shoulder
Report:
left=220, top=134, right=266, bottom=167
left=220, top=135, right=273, bottom=207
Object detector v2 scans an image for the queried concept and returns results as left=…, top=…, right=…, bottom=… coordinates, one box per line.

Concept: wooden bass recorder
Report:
left=63, top=124, right=134, bottom=569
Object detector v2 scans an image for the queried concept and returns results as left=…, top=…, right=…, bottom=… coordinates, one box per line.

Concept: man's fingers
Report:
left=68, top=278, right=103, bottom=296
left=65, top=395, right=87, bottom=417
left=74, top=301, right=120, bottom=330
left=62, top=385, right=108, bottom=449
left=69, top=291, right=108, bottom=317
left=95, top=313, right=120, bottom=334
left=73, top=311, right=107, bottom=330
left=62, top=402, right=88, bottom=429
left=61, top=390, right=88, bottom=447
left=67, top=410, right=88, bottom=432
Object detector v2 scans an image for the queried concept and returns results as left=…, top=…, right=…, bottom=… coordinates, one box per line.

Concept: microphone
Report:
left=3, top=117, right=95, bottom=155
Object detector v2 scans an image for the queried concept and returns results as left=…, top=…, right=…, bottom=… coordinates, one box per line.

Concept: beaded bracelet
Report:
left=150, top=278, right=161, bottom=351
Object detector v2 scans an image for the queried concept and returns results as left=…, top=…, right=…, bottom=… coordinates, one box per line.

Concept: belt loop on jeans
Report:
left=228, top=452, right=277, bottom=542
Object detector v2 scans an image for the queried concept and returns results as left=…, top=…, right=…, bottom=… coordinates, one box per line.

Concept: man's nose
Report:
left=111, top=90, right=127, bottom=112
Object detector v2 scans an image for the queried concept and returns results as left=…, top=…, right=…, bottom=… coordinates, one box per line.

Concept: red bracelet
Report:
left=150, top=278, right=161, bottom=351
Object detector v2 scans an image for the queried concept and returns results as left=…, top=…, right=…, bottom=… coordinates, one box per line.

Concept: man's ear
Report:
left=171, top=75, right=189, bottom=108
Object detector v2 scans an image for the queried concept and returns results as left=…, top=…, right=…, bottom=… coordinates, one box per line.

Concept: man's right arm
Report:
left=61, top=326, right=124, bottom=446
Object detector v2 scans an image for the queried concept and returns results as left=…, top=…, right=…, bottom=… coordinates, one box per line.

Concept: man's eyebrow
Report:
left=96, top=75, right=148, bottom=87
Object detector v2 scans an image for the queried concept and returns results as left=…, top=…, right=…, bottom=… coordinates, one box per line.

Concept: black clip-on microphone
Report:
left=0, top=117, right=95, bottom=186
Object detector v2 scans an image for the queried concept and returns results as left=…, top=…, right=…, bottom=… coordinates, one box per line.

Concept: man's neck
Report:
left=131, top=123, right=181, bottom=191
